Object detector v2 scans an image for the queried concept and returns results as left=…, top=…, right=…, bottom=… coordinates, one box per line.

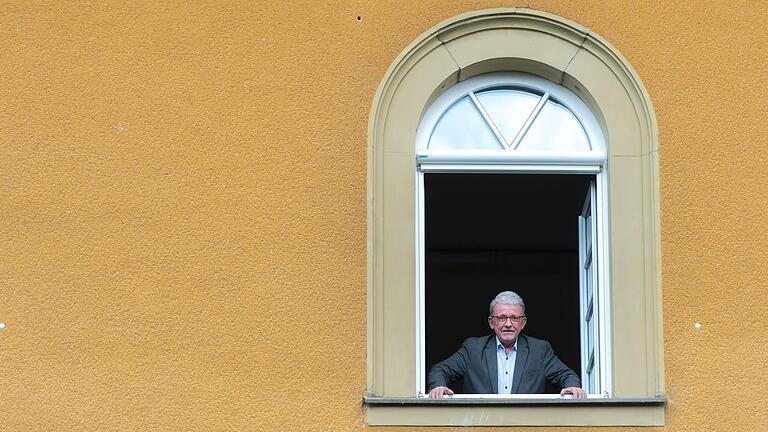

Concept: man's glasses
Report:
left=491, top=315, right=526, bottom=324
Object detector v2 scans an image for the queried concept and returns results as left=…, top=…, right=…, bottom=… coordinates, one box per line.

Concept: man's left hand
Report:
left=560, top=387, right=587, bottom=399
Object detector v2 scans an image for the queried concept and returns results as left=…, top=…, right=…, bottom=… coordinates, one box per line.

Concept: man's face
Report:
left=488, top=303, right=527, bottom=347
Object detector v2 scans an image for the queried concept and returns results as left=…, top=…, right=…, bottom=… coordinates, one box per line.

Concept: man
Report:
left=427, top=291, right=586, bottom=398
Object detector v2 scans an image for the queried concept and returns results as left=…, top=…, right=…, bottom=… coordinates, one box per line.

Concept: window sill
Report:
left=364, top=395, right=666, bottom=426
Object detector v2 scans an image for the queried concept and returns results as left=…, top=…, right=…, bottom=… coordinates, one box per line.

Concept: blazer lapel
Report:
left=511, top=335, right=529, bottom=393
left=483, top=336, right=498, bottom=394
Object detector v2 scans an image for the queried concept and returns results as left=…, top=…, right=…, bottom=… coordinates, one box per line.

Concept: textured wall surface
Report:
left=2, top=1, right=768, bottom=430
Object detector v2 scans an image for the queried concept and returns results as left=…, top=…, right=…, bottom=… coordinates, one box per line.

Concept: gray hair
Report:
left=489, top=291, right=526, bottom=315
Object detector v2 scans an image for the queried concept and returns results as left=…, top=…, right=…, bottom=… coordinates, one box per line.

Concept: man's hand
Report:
left=560, top=387, right=587, bottom=399
left=428, top=386, right=455, bottom=398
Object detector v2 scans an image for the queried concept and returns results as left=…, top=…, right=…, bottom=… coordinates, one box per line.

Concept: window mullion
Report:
left=468, top=92, right=509, bottom=148
left=511, top=92, right=550, bottom=149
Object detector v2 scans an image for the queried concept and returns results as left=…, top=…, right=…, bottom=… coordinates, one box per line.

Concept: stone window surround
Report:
left=366, top=8, right=664, bottom=426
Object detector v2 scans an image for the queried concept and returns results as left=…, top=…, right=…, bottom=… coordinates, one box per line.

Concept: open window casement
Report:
left=579, top=180, right=609, bottom=396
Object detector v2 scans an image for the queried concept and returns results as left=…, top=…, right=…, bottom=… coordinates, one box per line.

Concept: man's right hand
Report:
left=428, top=386, right=455, bottom=398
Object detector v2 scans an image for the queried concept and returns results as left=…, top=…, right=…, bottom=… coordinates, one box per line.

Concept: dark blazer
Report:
left=427, top=334, right=581, bottom=394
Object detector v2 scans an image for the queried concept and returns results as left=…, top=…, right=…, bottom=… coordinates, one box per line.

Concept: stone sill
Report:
left=364, top=395, right=667, bottom=426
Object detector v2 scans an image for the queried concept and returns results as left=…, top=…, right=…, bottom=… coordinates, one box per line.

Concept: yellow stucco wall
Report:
left=2, top=1, right=767, bottom=430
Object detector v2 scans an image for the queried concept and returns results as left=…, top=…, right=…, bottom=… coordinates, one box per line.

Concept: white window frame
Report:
left=414, top=73, right=612, bottom=397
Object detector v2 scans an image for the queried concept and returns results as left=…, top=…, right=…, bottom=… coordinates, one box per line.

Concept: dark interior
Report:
left=424, top=173, right=592, bottom=393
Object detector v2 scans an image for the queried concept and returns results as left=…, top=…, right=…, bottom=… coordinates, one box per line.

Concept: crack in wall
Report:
left=561, top=31, right=590, bottom=84
left=436, top=34, right=463, bottom=81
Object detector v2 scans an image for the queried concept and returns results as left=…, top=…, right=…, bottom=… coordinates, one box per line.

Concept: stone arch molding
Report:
left=367, top=7, right=662, bottom=408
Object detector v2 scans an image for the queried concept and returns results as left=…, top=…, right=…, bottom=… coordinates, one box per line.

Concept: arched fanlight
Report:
left=416, top=73, right=605, bottom=166
left=428, top=88, right=591, bottom=152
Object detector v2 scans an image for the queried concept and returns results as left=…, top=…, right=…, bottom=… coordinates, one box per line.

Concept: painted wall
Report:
left=2, top=1, right=767, bottom=430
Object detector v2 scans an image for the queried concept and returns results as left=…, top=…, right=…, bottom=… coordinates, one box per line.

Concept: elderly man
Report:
left=427, top=291, right=586, bottom=398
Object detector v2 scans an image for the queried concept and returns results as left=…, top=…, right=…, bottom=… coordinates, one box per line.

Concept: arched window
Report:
left=366, top=8, right=664, bottom=427
left=414, top=72, right=609, bottom=397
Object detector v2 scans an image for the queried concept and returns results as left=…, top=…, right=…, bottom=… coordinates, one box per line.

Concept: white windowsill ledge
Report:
left=364, top=395, right=667, bottom=426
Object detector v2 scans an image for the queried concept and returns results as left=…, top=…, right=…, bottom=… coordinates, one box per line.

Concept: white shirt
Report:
left=496, top=336, right=518, bottom=394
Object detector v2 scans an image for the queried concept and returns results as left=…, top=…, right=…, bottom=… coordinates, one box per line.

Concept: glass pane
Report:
left=428, top=97, right=502, bottom=150
left=586, top=317, right=593, bottom=360
left=517, top=100, right=591, bottom=151
left=587, top=271, right=594, bottom=310
left=475, top=89, right=540, bottom=145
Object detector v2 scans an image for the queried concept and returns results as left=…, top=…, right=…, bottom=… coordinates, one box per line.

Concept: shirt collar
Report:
left=495, top=336, right=518, bottom=352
